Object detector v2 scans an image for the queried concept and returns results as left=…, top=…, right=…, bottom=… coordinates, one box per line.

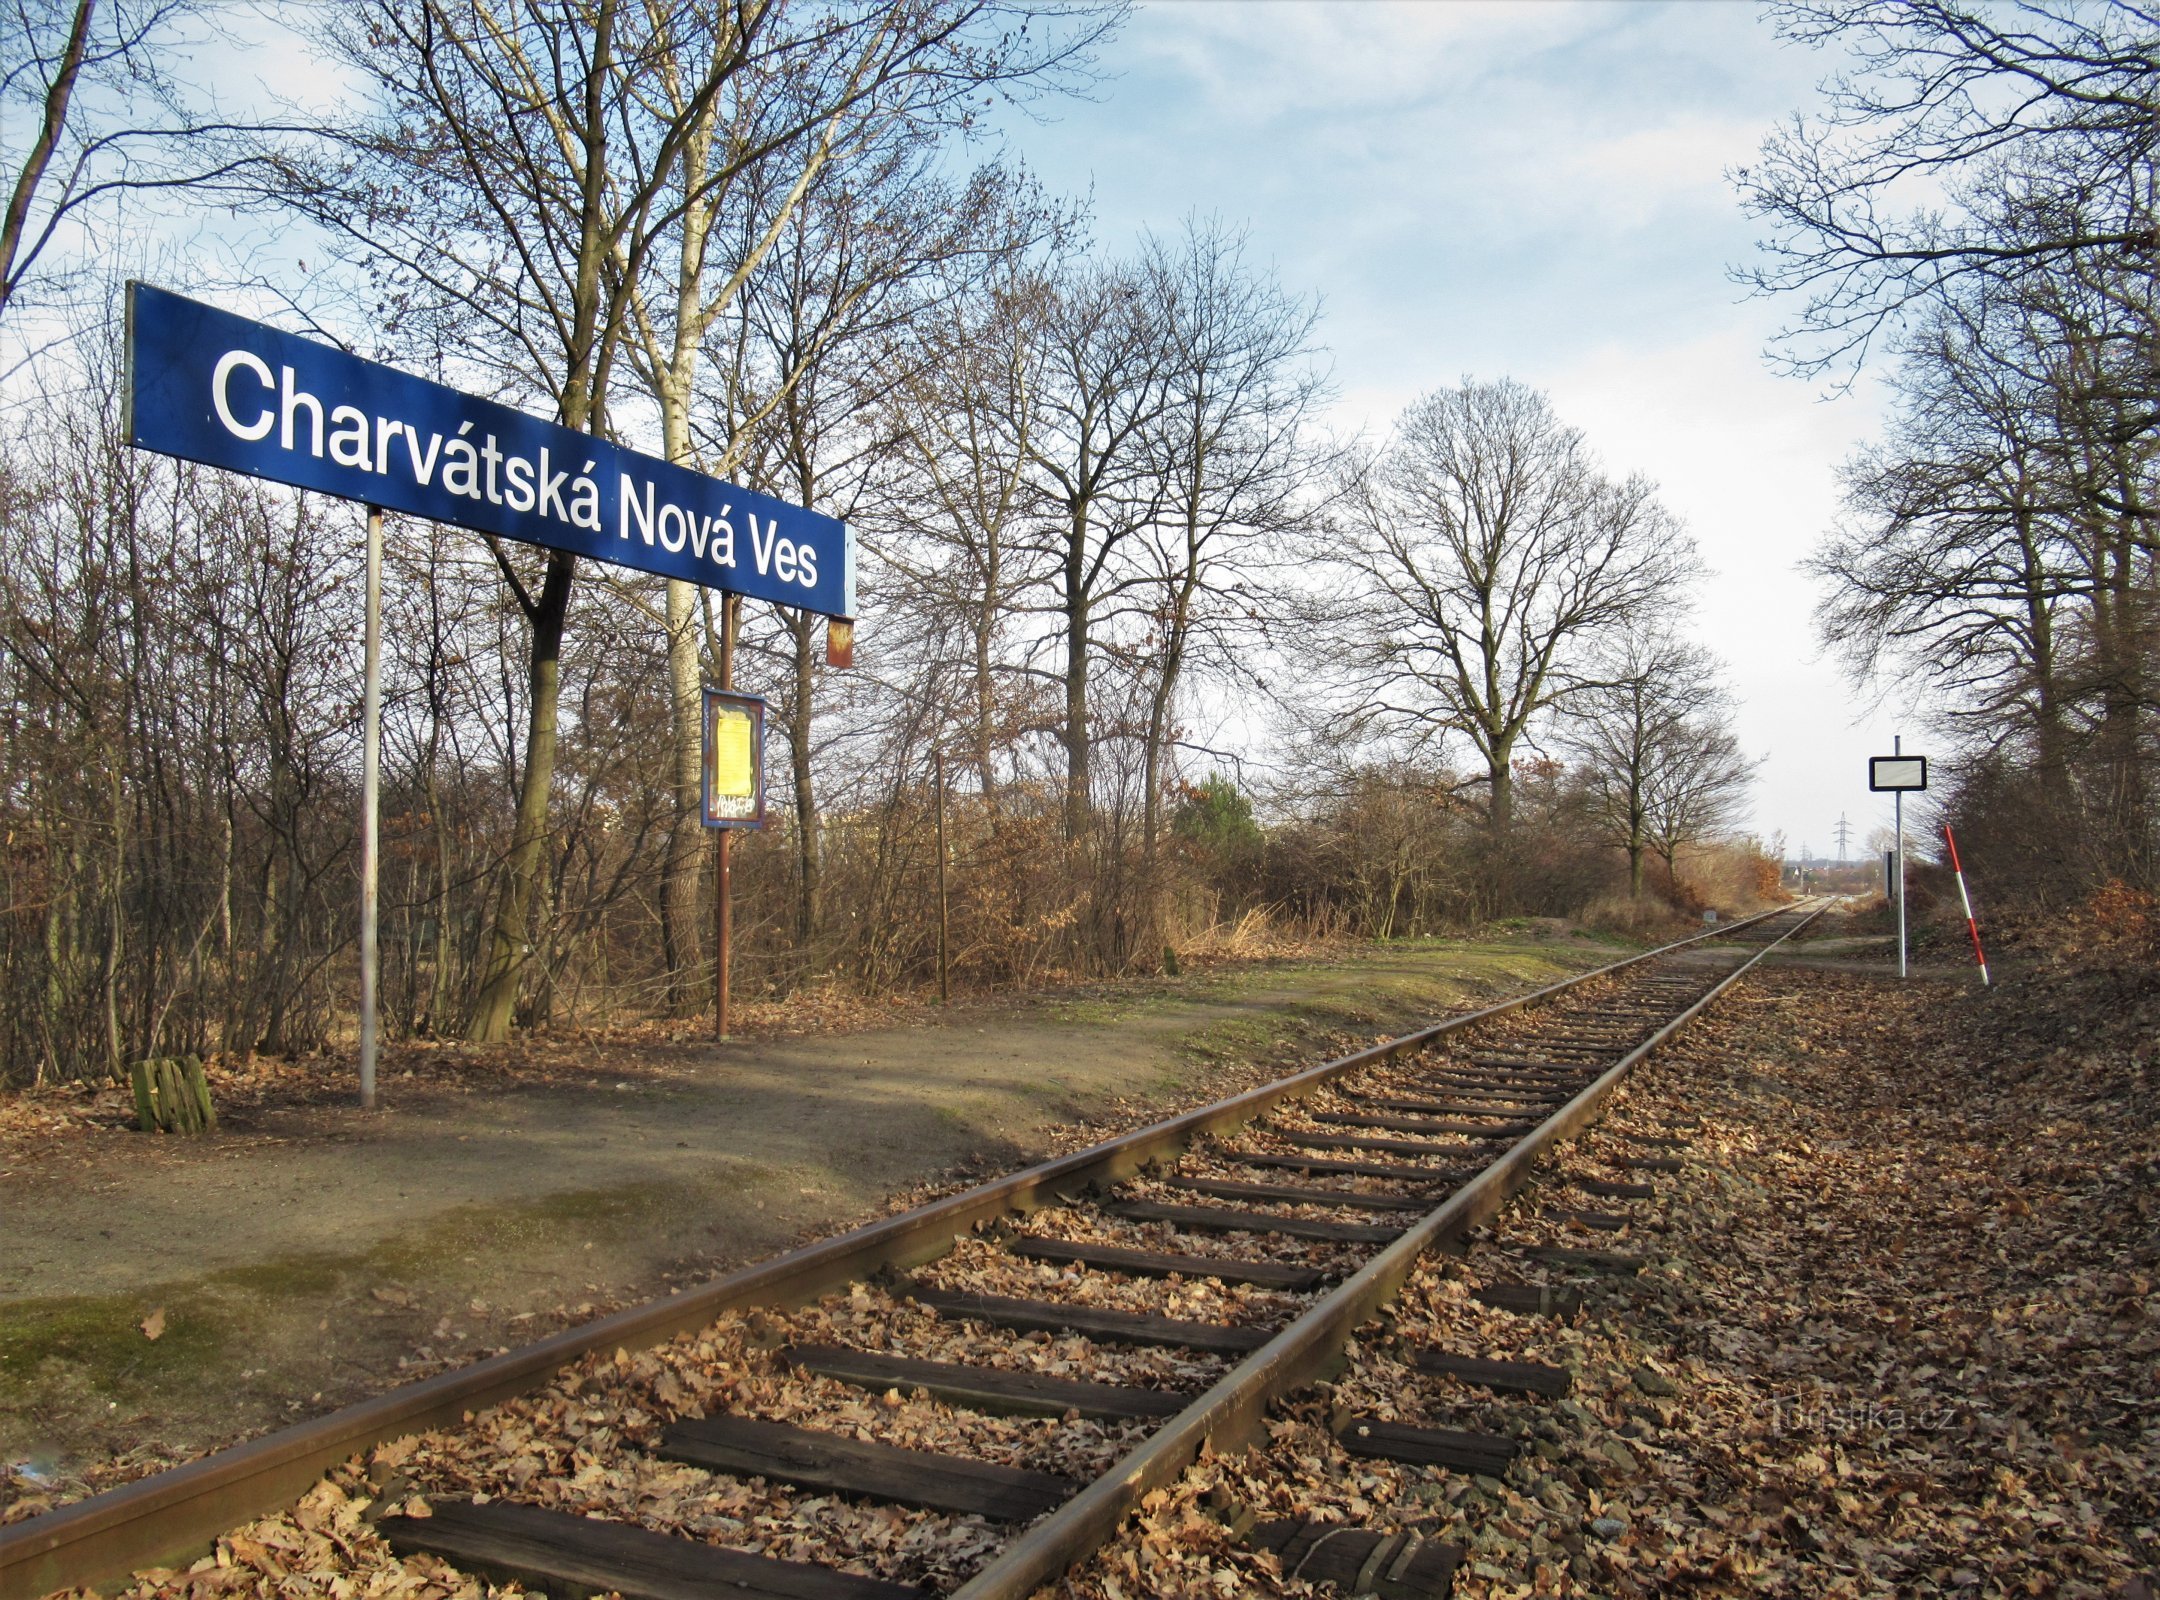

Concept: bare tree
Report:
left=1327, top=378, right=1696, bottom=838
left=1749, top=3, right=2160, bottom=901
left=721, top=160, right=1051, bottom=960
left=1813, top=296, right=2085, bottom=761
left=290, top=0, right=718, bottom=1040
left=1644, top=714, right=1757, bottom=888
left=1026, top=256, right=1178, bottom=841
left=1134, top=221, right=1323, bottom=854
left=1, top=0, right=291, bottom=331
left=1127, top=216, right=1324, bottom=952
left=0, top=317, right=364, bottom=1080
left=619, top=0, right=1116, bottom=1008
left=1810, top=186, right=2160, bottom=881
left=285, top=0, right=1115, bottom=1036
left=1735, top=0, right=2160, bottom=379
left=1562, top=629, right=1728, bottom=898
left=874, top=251, right=1063, bottom=807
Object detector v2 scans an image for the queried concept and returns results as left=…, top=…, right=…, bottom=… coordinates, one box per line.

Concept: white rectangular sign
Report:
left=1869, top=756, right=1927, bottom=792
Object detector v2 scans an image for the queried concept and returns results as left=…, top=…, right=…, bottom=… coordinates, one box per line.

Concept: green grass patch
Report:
left=1156, top=939, right=1617, bottom=1065
left=0, top=1293, right=226, bottom=1405
left=0, top=1171, right=779, bottom=1405
left=1180, top=1014, right=1283, bottom=1062
left=212, top=1252, right=352, bottom=1299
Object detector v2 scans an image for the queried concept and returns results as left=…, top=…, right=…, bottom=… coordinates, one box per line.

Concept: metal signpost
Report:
left=124, top=283, right=853, bottom=1101
left=701, top=685, right=766, bottom=1041
left=360, top=505, right=383, bottom=1109
left=1868, top=740, right=1927, bottom=978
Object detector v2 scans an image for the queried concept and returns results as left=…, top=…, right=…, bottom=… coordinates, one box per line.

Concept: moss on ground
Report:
left=1152, top=939, right=1615, bottom=1069
left=0, top=1294, right=226, bottom=1408
left=0, top=1171, right=775, bottom=1431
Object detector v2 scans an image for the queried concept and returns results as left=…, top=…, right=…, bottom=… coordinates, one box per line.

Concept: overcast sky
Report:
left=994, top=0, right=1916, bottom=860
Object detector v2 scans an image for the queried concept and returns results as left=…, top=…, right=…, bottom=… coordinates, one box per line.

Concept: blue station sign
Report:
left=123, top=282, right=854, bottom=618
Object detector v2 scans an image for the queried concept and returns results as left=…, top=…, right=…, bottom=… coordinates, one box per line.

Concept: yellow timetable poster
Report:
left=702, top=690, right=764, bottom=825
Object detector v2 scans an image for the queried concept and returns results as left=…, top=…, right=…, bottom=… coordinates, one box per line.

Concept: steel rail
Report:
left=949, top=901, right=1826, bottom=1600
left=0, top=906, right=1795, bottom=1599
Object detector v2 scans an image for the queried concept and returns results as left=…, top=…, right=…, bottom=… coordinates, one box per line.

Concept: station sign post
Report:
left=1868, top=740, right=1928, bottom=978
left=124, top=283, right=853, bottom=1100
left=701, top=687, right=766, bottom=1042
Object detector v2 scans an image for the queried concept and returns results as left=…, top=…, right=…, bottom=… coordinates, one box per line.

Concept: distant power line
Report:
left=1833, top=812, right=1853, bottom=863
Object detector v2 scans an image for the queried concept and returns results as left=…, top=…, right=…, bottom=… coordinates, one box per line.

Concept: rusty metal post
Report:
left=714, top=594, right=739, bottom=1042
left=934, top=749, right=949, bottom=1004
left=714, top=834, right=732, bottom=1041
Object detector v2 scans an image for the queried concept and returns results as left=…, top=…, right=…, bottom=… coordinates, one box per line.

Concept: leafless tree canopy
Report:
left=2, top=0, right=303, bottom=335
left=1738, top=0, right=2160, bottom=379
left=1321, top=379, right=1700, bottom=836
left=1758, top=0, right=2160, bottom=901
left=0, top=4, right=1772, bottom=1089
left=1561, top=630, right=1743, bottom=899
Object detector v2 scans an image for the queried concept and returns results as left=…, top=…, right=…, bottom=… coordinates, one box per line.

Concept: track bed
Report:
left=2, top=908, right=1823, bottom=1599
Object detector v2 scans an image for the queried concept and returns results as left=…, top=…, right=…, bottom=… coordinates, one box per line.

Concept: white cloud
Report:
left=1127, top=0, right=1600, bottom=117
left=1000, top=2, right=1898, bottom=851
left=1540, top=328, right=1890, bottom=845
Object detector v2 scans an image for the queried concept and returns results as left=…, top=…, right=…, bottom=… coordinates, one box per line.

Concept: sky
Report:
left=989, top=0, right=1919, bottom=860
left=37, top=0, right=1926, bottom=862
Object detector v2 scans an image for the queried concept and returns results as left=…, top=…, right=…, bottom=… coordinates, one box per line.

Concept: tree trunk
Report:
left=467, top=551, right=575, bottom=1042
left=653, top=94, right=717, bottom=1014
left=424, top=766, right=455, bottom=1034
left=1486, top=747, right=1514, bottom=837
left=1141, top=564, right=1196, bottom=962
left=1062, top=527, right=1091, bottom=841
left=2097, top=526, right=2151, bottom=880
left=465, top=0, right=614, bottom=1042
left=101, top=762, right=124, bottom=1077
left=660, top=577, right=705, bottom=1009
left=973, top=546, right=1001, bottom=810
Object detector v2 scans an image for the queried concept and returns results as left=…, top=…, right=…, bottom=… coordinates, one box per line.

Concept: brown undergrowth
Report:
left=0, top=929, right=1429, bottom=1163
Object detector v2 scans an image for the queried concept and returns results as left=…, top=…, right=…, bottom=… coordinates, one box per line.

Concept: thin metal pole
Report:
left=934, top=749, right=949, bottom=1005
left=360, top=505, right=383, bottom=1109
left=714, top=594, right=739, bottom=1043
left=1894, top=733, right=1907, bottom=979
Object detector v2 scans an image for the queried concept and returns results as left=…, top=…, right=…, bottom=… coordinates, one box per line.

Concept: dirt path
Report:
left=0, top=934, right=1615, bottom=1512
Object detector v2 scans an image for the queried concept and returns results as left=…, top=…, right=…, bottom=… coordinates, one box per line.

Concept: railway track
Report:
left=2, top=903, right=1822, bottom=1599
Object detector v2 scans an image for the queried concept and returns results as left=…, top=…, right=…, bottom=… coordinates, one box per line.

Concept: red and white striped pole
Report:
left=1942, top=824, right=1990, bottom=986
